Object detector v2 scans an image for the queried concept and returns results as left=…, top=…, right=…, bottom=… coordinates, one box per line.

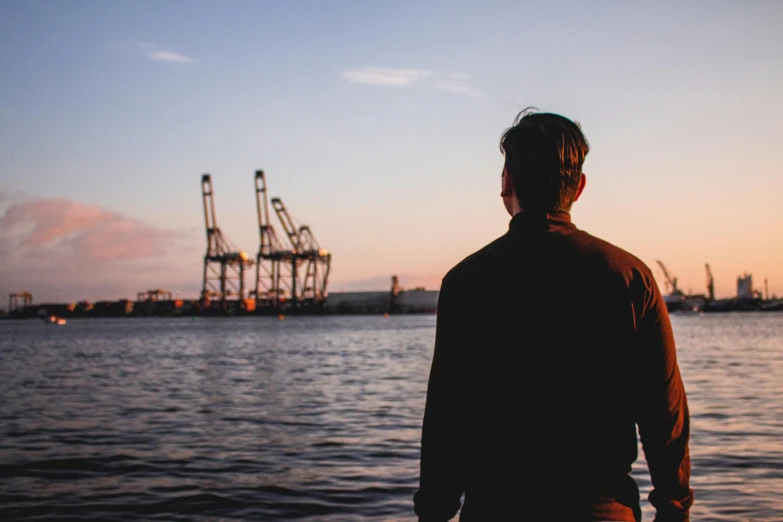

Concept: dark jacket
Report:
left=414, top=211, right=693, bottom=521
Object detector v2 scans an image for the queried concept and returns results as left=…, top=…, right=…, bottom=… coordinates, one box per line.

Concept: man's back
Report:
left=414, top=210, right=692, bottom=521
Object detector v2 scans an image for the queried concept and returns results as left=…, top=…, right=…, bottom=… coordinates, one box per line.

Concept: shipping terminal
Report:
left=3, top=171, right=780, bottom=319
left=656, top=260, right=782, bottom=313
left=4, top=170, right=439, bottom=320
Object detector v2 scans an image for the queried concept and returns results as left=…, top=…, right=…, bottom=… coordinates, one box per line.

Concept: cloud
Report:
left=0, top=108, right=10, bottom=115
left=0, top=198, right=177, bottom=261
left=341, top=67, right=433, bottom=87
left=433, top=82, right=482, bottom=97
left=430, top=72, right=481, bottom=96
left=0, top=197, right=202, bottom=302
left=341, top=67, right=480, bottom=96
left=135, top=43, right=194, bottom=63
left=148, top=50, right=194, bottom=63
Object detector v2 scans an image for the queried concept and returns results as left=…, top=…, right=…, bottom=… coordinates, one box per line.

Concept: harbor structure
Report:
left=656, top=260, right=689, bottom=311
left=326, top=287, right=438, bottom=314
left=137, top=289, right=172, bottom=302
left=254, top=170, right=294, bottom=309
left=3, top=285, right=438, bottom=319
left=253, top=170, right=331, bottom=312
left=736, top=272, right=755, bottom=299
left=9, top=260, right=783, bottom=319
left=200, top=174, right=254, bottom=312
left=655, top=261, right=782, bottom=313
left=136, top=289, right=186, bottom=316
left=269, top=194, right=331, bottom=309
left=705, top=263, right=715, bottom=302
left=8, top=292, right=33, bottom=314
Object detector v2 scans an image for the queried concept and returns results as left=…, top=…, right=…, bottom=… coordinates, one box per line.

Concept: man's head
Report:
left=499, top=107, right=589, bottom=214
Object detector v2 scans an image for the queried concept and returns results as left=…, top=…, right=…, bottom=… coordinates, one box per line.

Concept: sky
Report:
left=1, top=0, right=782, bottom=305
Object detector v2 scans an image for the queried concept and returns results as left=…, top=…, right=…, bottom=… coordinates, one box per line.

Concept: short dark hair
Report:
left=499, top=107, right=589, bottom=212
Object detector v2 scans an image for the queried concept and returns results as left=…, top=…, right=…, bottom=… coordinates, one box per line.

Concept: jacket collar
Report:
left=508, top=210, right=576, bottom=235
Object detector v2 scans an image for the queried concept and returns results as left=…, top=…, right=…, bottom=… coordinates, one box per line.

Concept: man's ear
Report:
left=573, top=173, right=586, bottom=202
left=501, top=168, right=514, bottom=197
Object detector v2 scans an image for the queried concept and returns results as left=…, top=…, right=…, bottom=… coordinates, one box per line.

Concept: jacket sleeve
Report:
left=413, top=275, right=467, bottom=522
left=634, top=275, right=694, bottom=522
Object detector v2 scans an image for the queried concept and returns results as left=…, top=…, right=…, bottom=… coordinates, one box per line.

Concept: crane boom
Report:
left=705, top=263, right=715, bottom=302
left=255, top=171, right=285, bottom=255
left=270, top=197, right=302, bottom=252
left=298, top=225, right=319, bottom=251
left=202, top=174, right=221, bottom=256
left=655, top=260, right=679, bottom=295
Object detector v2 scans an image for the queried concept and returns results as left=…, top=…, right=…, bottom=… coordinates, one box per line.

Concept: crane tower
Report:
left=201, top=174, right=253, bottom=311
left=253, top=170, right=331, bottom=311
left=254, top=170, right=294, bottom=308
left=270, top=196, right=331, bottom=309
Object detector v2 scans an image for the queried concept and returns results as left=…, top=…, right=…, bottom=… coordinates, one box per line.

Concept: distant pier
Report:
left=1, top=289, right=439, bottom=320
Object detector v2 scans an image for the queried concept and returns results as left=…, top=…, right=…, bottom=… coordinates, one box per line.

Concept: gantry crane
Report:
left=254, top=170, right=294, bottom=308
left=705, top=263, right=715, bottom=302
left=270, top=195, right=331, bottom=309
left=655, top=260, right=681, bottom=296
left=297, top=223, right=331, bottom=305
left=137, top=289, right=172, bottom=302
left=9, top=292, right=33, bottom=314
left=201, top=174, right=253, bottom=310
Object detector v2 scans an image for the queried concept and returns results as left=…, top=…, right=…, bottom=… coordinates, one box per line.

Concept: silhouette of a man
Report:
left=413, top=108, right=693, bottom=521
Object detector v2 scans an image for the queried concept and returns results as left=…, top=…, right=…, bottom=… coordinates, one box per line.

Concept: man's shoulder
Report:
left=442, top=233, right=513, bottom=286
left=441, top=227, right=655, bottom=285
left=575, top=228, right=655, bottom=276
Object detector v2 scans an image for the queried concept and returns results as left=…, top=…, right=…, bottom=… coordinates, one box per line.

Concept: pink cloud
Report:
left=0, top=198, right=175, bottom=260
left=0, top=196, right=204, bottom=303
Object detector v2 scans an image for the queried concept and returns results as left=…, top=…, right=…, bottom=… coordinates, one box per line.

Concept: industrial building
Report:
left=657, top=260, right=782, bottom=313
left=324, top=276, right=438, bottom=314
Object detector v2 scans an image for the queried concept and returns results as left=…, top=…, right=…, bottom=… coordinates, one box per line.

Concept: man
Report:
left=413, top=108, right=693, bottom=521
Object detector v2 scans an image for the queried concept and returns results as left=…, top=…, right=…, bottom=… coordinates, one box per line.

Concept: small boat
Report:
left=45, top=315, right=66, bottom=325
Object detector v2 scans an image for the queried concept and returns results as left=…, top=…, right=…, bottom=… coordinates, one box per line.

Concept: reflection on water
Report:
left=1, top=313, right=782, bottom=520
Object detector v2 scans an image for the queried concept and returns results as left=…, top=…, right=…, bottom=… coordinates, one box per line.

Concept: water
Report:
left=0, top=313, right=781, bottom=521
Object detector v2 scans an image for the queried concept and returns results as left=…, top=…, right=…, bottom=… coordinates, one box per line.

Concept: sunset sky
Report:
left=1, top=1, right=782, bottom=305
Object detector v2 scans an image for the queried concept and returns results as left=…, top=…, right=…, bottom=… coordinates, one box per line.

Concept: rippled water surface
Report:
left=1, top=313, right=782, bottom=521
